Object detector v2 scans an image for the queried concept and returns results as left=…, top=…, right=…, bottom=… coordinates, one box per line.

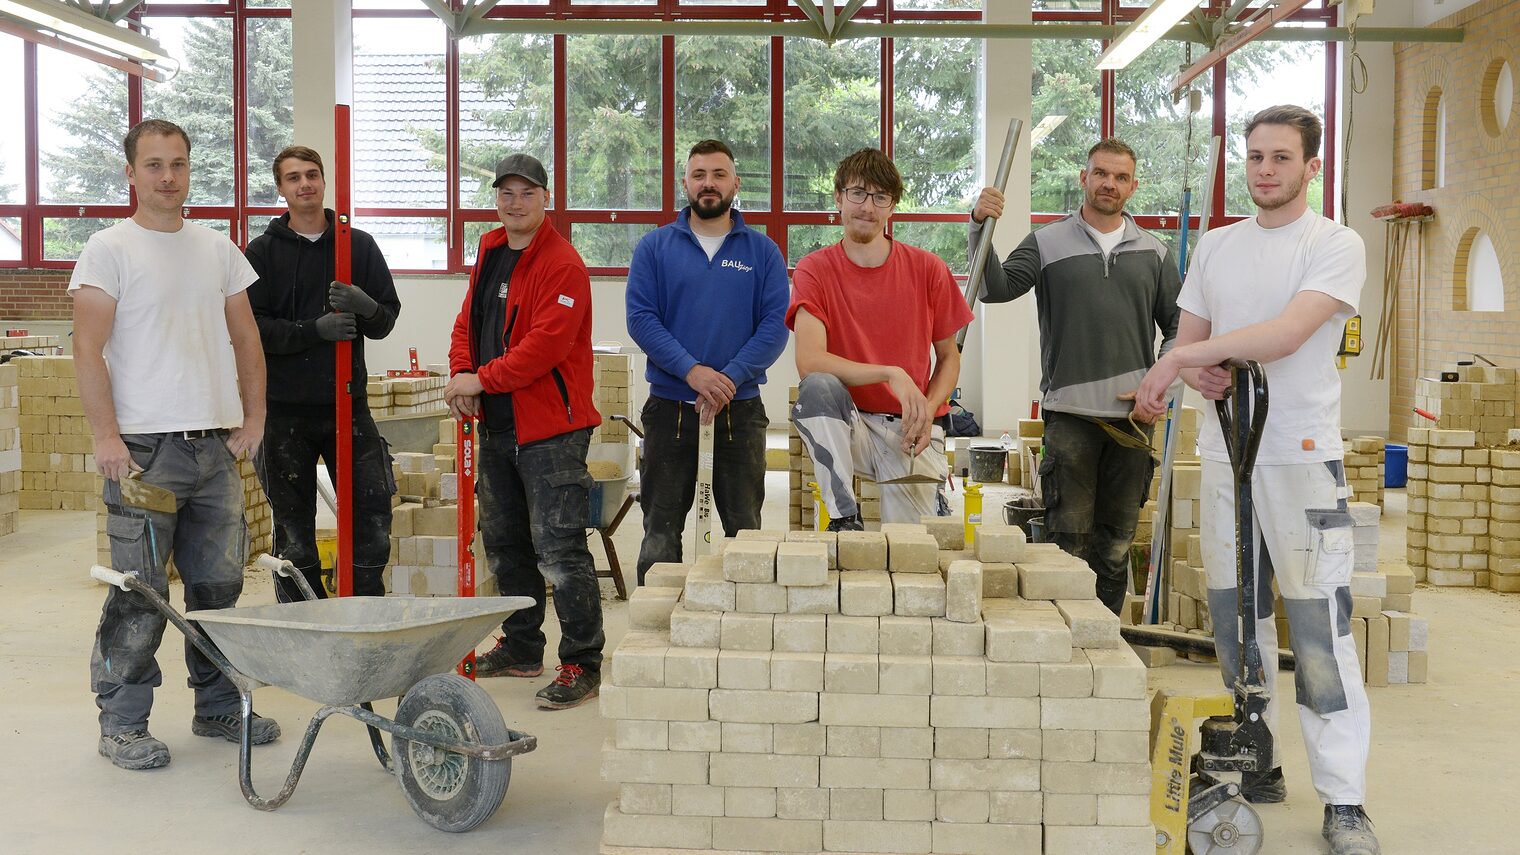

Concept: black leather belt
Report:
left=170, top=428, right=228, bottom=440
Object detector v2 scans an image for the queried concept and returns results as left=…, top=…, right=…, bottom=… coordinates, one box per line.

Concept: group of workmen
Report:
left=76, top=102, right=1377, bottom=853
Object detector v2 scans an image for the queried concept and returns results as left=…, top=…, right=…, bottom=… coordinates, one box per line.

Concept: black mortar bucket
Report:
left=967, top=445, right=1007, bottom=482
left=1003, top=498, right=1044, bottom=540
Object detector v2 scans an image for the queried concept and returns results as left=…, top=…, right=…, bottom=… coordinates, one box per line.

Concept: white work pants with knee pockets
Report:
left=1200, top=458, right=1372, bottom=806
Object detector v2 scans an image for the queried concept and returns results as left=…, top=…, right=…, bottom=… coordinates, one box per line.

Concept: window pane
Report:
left=567, top=35, right=662, bottom=209
left=463, top=219, right=498, bottom=266
left=892, top=222, right=967, bottom=275
left=894, top=37, right=981, bottom=213
left=0, top=217, right=19, bottom=261
left=39, top=52, right=129, bottom=205
left=1033, top=0, right=1101, bottom=10
left=1224, top=36, right=1326, bottom=216
left=143, top=17, right=236, bottom=206
left=247, top=18, right=295, bottom=206
left=0, top=36, right=21, bottom=204
left=353, top=216, right=447, bottom=270
left=44, top=218, right=120, bottom=261
left=353, top=18, right=447, bottom=208
left=894, top=0, right=980, bottom=10
left=683, top=0, right=767, bottom=5
left=246, top=0, right=291, bottom=7
left=459, top=33, right=554, bottom=210
left=190, top=218, right=232, bottom=237
left=573, top=223, right=657, bottom=268
left=1031, top=39, right=1100, bottom=214
left=1114, top=40, right=1213, bottom=219
left=246, top=214, right=278, bottom=242
left=675, top=35, right=771, bottom=211
left=787, top=225, right=842, bottom=266
left=785, top=38, right=880, bottom=211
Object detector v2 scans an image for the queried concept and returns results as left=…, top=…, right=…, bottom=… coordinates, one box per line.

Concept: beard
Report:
left=1085, top=188, right=1125, bottom=216
left=1249, top=171, right=1306, bottom=212
left=689, top=189, right=736, bottom=220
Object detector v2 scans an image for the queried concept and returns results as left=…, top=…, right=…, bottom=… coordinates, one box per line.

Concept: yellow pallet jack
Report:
left=1150, top=360, right=1272, bottom=855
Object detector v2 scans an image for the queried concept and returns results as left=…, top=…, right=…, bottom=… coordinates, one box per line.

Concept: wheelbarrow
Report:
left=87, top=556, right=539, bottom=833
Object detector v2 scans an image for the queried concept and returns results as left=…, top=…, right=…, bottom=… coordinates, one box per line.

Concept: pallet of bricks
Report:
left=13, top=355, right=98, bottom=512
left=0, top=360, right=18, bottom=537
left=1343, top=435, right=1385, bottom=507
left=385, top=420, right=491, bottom=597
left=366, top=373, right=447, bottom=417
left=601, top=516, right=1156, bottom=855
left=593, top=353, right=634, bottom=444
left=1406, top=426, right=1520, bottom=591
left=1132, top=406, right=1200, bottom=557
left=1413, top=365, right=1517, bottom=448
left=1, top=333, right=65, bottom=355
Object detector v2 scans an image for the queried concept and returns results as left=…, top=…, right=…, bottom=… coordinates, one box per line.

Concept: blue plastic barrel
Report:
left=1385, top=443, right=1408, bottom=488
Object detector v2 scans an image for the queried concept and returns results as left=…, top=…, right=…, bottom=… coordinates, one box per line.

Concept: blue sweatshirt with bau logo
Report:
left=626, top=208, right=790, bottom=403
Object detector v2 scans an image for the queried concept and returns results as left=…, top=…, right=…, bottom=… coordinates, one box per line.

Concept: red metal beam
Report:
left=1171, top=0, right=1315, bottom=98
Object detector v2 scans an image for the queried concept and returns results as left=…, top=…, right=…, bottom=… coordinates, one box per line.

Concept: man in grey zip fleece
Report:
left=969, top=137, right=1181, bottom=615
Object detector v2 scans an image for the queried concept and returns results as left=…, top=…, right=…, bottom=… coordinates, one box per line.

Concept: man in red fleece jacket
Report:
left=445, top=153, right=604, bottom=710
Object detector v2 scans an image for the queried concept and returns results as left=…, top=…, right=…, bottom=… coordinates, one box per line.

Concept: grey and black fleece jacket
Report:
left=969, top=213, right=1181, bottom=418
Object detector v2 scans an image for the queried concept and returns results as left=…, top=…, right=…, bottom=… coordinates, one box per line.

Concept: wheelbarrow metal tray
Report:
left=187, top=596, right=534, bottom=706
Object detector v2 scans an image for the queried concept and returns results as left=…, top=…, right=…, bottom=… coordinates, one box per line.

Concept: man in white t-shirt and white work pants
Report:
left=72, top=119, right=281, bottom=771
left=1134, top=105, right=1378, bottom=855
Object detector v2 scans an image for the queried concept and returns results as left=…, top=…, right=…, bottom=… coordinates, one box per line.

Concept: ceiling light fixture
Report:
left=0, top=0, right=175, bottom=79
left=1096, top=0, right=1202, bottom=71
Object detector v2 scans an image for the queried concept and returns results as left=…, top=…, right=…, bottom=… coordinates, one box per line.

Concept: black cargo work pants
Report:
left=1039, top=409, right=1156, bottom=615
left=478, top=425, right=605, bottom=672
left=255, top=406, right=394, bottom=601
left=635, top=395, right=768, bottom=584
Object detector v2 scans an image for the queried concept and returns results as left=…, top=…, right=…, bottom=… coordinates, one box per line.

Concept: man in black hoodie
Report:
left=246, top=145, right=401, bottom=601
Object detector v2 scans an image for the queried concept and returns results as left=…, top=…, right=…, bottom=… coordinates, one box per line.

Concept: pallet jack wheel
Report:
left=393, top=674, right=513, bottom=832
left=1187, top=795, right=1264, bottom=855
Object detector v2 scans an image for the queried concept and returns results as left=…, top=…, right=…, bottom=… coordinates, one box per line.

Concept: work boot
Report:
left=1241, top=767, right=1287, bottom=803
left=826, top=512, right=865, bottom=532
left=535, top=664, right=600, bottom=710
left=98, top=730, right=170, bottom=770
left=475, top=636, right=544, bottom=678
left=192, top=712, right=281, bottom=745
left=1323, top=805, right=1381, bottom=855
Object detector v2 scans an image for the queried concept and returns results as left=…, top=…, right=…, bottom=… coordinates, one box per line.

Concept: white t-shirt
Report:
left=1083, top=220, right=1125, bottom=259
left=68, top=219, right=258, bottom=434
left=1177, top=208, right=1365, bottom=465
left=693, top=230, right=725, bottom=261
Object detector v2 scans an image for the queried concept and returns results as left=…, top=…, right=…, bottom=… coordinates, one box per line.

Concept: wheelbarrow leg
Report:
left=360, top=702, right=393, bottom=771
left=237, top=691, right=339, bottom=811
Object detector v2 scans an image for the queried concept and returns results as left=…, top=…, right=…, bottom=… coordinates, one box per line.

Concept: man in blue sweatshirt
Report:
left=626, top=139, right=789, bottom=584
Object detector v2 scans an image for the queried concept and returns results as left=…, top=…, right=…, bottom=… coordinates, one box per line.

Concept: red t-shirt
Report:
left=786, top=240, right=973, bottom=417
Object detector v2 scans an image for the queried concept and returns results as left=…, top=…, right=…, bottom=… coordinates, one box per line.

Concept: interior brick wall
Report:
left=1391, top=0, right=1520, bottom=440
left=0, top=271, right=72, bottom=322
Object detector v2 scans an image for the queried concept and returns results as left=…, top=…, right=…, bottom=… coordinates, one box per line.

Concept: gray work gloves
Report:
left=315, top=311, right=357, bottom=341
left=328, top=280, right=379, bottom=320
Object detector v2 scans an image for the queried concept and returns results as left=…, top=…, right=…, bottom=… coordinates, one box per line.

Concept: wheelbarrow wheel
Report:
left=393, top=674, right=512, bottom=832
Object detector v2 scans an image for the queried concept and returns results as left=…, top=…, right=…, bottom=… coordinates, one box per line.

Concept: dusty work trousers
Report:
left=635, top=395, right=768, bottom=585
left=1200, top=458, right=1371, bottom=805
left=255, top=407, right=395, bottom=601
left=92, top=432, right=247, bottom=735
left=792, top=372, right=948, bottom=525
left=1039, top=410, right=1155, bottom=615
left=478, top=425, right=605, bottom=672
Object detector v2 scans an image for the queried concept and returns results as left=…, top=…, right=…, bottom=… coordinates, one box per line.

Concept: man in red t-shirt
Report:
left=787, top=148, right=974, bottom=529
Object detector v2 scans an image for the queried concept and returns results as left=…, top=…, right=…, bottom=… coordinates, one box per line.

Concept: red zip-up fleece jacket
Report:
left=449, top=220, right=601, bottom=445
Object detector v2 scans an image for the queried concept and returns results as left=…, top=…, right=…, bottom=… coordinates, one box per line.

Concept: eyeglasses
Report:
left=842, top=186, right=895, bottom=208
left=496, top=188, right=541, bottom=204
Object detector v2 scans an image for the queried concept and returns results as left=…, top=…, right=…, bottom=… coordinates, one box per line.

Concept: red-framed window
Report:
left=0, top=0, right=1341, bottom=274
left=1032, top=0, right=1339, bottom=256
left=0, top=0, right=295, bottom=269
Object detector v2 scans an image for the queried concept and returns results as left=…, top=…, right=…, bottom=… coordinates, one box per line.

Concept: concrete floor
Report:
left=3, top=482, right=1519, bottom=853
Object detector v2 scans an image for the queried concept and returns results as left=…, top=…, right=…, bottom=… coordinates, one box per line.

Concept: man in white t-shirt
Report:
left=72, top=119, right=280, bottom=771
left=1134, top=105, right=1378, bottom=855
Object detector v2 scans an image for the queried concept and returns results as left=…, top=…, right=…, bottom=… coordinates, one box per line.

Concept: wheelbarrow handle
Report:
left=91, top=564, right=134, bottom=591
left=1215, top=359, right=1268, bottom=479
left=610, top=413, right=645, bottom=440
left=254, top=553, right=321, bottom=602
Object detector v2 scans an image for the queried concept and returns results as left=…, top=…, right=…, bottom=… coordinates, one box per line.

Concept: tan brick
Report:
left=736, top=582, right=788, bottom=614
left=720, top=611, right=774, bottom=651
left=619, top=782, right=672, bottom=815
left=931, top=696, right=1039, bottom=729
left=712, top=816, right=820, bottom=851
left=770, top=651, right=824, bottom=692
left=1086, top=645, right=1148, bottom=699
left=670, top=602, right=722, bottom=648
left=888, top=531, right=940, bottom=573
left=894, top=571, right=947, bottom=616
left=600, top=685, right=711, bottom=721
left=985, top=611, right=1073, bottom=663
left=936, top=790, right=990, bottom=823
left=838, top=530, right=889, bottom=570
left=773, top=613, right=827, bottom=652
left=774, top=723, right=826, bottom=756
left=827, top=725, right=882, bottom=757
left=1040, top=649, right=1094, bottom=698
left=988, top=791, right=1042, bottom=824
left=602, top=742, right=710, bottom=784
left=1041, top=697, right=1149, bottom=731
left=822, top=756, right=930, bottom=790
left=717, top=649, right=770, bottom=690
left=669, top=721, right=722, bottom=753
left=665, top=646, right=718, bottom=689
left=1040, top=761, right=1150, bottom=794
left=685, top=560, right=736, bottom=611
left=821, top=692, right=930, bottom=727
left=921, top=514, right=966, bottom=550
left=828, top=614, right=880, bottom=653
left=615, top=720, right=669, bottom=751
left=931, top=821, right=1043, bottom=855
left=840, top=569, right=894, bottom=616
left=787, top=570, right=840, bottom=614
left=721, top=723, right=773, bottom=754
left=931, top=757, right=1040, bottom=791
left=1042, top=825, right=1154, bottom=854
left=879, top=615, right=934, bottom=655
left=1042, top=793, right=1097, bottom=825
left=932, top=616, right=986, bottom=656
left=602, top=802, right=712, bottom=849
left=1042, top=730, right=1096, bottom=763
left=1056, top=599, right=1121, bottom=648
left=944, top=560, right=984, bottom=623
left=724, top=539, right=777, bottom=583
left=986, top=662, right=1041, bottom=697
left=710, top=752, right=819, bottom=788
left=824, top=819, right=932, bottom=854
left=785, top=530, right=839, bottom=569
left=776, top=787, right=830, bottom=820
left=672, top=784, right=725, bottom=816
left=884, top=788, right=936, bottom=821
left=981, top=562, right=1019, bottom=597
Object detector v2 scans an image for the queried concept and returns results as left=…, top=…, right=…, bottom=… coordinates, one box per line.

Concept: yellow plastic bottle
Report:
left=809, top=481, right=830, bottom=532
left=963, top=468, right=983, bottom=548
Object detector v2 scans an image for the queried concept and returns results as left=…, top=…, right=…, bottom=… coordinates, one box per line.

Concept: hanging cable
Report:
left=1340, top=18, right=1369, bottom=225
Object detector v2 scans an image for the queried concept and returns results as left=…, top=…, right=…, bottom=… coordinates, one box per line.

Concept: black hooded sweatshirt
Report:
left=245, top=211, right=401, bottom=413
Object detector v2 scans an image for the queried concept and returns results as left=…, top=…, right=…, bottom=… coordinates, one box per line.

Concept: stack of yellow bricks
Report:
left=1488, top=444, right=1520, bottom=592
left=0, top=361, right=18, bottom=537
left=14, top=356, right=98, bottom=511
left=1413, top=366, right=1517, bottom=447
left=366, top=374, right=448, bottom=418
left=788, top=386, right=812, bottom=532
left=593, top=353, right=634, bottom=444
left=602, top=520, right=1154, bottom=854
left=0, top=333, right=64, bottom=354
left=1406, top=428, right=1494, bottom=586
left=1348, top=565, right=1427, bottom=686
left=1136, top=406, right=1200, bottom=551
left=386, top=419, right=492, bottom=597
left=1343, top=436, right=1386, bottom=507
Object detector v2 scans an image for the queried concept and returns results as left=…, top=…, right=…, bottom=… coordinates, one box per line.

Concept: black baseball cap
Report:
left=492, top=154, right=549, bottom=189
